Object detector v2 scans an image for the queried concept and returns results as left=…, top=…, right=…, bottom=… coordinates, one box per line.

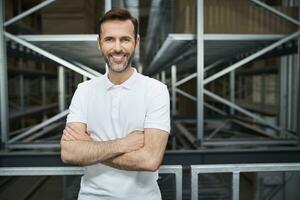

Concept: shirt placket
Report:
left=111, top=87, right=120, bottom=119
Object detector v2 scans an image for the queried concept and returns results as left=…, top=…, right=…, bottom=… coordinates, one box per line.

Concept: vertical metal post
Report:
left=0, top=0, right=9, bottom=148
left=171, top=66, right=177, bottom=149
left=291, top=54, right=297, bottom=132
left=19, top=76, right=24, bottom=110
left=58, top=66, right=66, bottom=112
left=230, top=70, right=235, bottom=115
left=280, top=57, right=287, bottom=137
left=171, top=65, right=177, bottom=116
left=41, top=63, right=46, bottom=119
left=161, top=70, right=166, bottom=84
left=297, top=1, right=300, bottom=143
left=191, top=168, right=198, bottom=200
left=197, top=0, right=204, bottom=146
left=83, top=76, right=87, bottom=82
left=105, top=0, right=112, bottom=12
left=232, top=172, right=240, bottom=200
left=155, top=74, right=159, bottom=80
left=262, top=73, right=266, bottom=112
left=287, top=56, right=292, bottom=130
left=18, top=59, right=24, bottom=111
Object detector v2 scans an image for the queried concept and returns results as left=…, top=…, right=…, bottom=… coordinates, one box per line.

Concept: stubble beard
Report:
left=105, top=51, right=135, bottom=73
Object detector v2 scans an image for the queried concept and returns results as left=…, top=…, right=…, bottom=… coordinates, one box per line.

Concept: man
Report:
left=60, top=8, right=170, bottom=200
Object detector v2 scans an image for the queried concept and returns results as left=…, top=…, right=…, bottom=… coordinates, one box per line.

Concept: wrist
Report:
left=115, top=138, right=128, bottom=153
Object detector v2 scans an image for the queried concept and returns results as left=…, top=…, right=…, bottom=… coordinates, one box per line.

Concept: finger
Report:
left=64, top=130, right=77, bottom=140
left=66, top=126, right=81, bottom=135
left=65, top=127, right=82, bottom=140
left=66, top=127, right=86, bottom=137
left=62, top=134, right=67, bottom=141
left=62, top=132, right=71, bottom=141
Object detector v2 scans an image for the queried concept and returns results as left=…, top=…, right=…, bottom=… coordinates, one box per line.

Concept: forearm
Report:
left=103, top=147, right=160, bottom=171
left=61, top=139, right=124, bottom=166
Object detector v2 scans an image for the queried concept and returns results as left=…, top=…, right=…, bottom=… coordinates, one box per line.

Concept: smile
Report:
left=110, top=54, right=127, bottom=64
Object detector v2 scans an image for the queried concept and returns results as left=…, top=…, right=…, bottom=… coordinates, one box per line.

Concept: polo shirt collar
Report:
left=105, top=68, right=137, bottom=90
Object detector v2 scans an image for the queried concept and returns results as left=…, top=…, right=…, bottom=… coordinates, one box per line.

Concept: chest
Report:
left=86, top=87, right=147, bottom=139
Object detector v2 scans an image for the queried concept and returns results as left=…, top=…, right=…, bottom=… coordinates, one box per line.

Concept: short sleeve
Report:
left=66, top=84, right=87, bottom=124
left=144, top=84, right=170, bottom=133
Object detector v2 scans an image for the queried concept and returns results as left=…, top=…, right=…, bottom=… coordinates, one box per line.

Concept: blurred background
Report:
left=0, top=0, right=300, bottom=199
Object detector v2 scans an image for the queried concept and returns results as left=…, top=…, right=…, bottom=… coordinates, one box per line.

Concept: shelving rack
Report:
left=0, top=0, right=300, bottom=150
left=144, top=0, right=300, bottom=147
left=0, top=0, right=103, bottom=150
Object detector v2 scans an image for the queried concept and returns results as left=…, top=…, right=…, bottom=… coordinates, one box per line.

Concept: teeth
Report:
left=111, top=54, right=125, bottom=62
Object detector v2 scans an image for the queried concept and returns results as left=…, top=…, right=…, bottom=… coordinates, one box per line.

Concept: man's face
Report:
left=98, top=19, right=138, bottom=73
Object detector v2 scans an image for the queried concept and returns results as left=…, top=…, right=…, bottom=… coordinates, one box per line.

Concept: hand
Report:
left=119, top=130, right=144, bottom=153
left=62, top=126, right=92, bottom=141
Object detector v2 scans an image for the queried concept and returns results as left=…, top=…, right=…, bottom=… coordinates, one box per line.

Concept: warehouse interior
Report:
left=1, top=0, right=300, bottom=199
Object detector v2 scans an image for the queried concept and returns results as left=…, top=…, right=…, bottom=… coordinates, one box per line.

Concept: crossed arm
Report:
left=60, top=122, right=169, bottom=171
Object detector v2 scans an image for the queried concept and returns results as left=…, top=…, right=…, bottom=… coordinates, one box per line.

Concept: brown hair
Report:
left=98, top=8, right=138, bottom=39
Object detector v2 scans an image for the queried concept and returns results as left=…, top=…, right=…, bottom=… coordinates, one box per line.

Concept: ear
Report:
left=97, top=36, right=101, bottom=51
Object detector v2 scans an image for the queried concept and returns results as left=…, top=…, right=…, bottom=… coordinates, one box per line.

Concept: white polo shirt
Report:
left=66, top=68, right=170, bottom=200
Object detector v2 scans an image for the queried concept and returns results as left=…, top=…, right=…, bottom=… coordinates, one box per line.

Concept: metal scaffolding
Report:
left=1, top=0, right=300, bottom=150
left=145, top=0, right=300, bottom=148
left=0, top=0, right=106, bottom=150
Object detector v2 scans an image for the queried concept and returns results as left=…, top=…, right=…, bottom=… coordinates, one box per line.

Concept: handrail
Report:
left=0, top=165, right=182, bottom=200
left=191, top=163, right=300, bottom=200
left=1, top=163, right=300, bottom=200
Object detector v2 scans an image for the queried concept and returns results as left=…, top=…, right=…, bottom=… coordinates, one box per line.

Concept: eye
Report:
left=104, top=37, right=113, bottom=42
left=121, top=37, right=131, bottom=43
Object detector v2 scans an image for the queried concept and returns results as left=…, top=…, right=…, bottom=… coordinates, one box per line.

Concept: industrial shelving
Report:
left=144, top=0, right=300, bottom=148
left=0, top=0, right=299, bottom=151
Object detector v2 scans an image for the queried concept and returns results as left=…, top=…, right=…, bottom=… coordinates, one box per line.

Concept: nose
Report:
left=114, top=40, right=122, bottom=52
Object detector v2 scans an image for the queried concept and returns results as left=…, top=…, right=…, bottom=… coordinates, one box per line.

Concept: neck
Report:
left=108, top=66, right=134, bottom=85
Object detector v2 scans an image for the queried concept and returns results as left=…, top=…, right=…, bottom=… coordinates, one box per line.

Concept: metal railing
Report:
left=2, top=163, right=300, bottom=199
left=0, top=165, right=182, bottom=200
left=191, top=163, right=300, bottom=200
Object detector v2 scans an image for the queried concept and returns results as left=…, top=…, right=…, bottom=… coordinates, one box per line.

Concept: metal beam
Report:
left=9, top=103, right=58, bottom=120
left=197, top=0, right=204, bottom=145
left=232, top=172, right=240, bottom=200
left=8, top=143, right=61, bottom=149
left=0, top=167, right=84, bottom=176
left=191, top=163, right=300, bottom=200
left=0, top=0, right=9, bottom=147
left=8, top=110, right=68, bottom=143
left=161, top=71, right=166, bottom=84
left=176, top=88, right=196, bottom=101
left=4, top=0, right=56, bottom=27
left=58, top=66, right=66, bottom=112
left=171, top=65, right=177, bottom=116
left=191, top=163, right=300, bottom=173
left=204, top=59, right=225, bottom=73
left=176, top=88, right=227, bottom=116
left=207, top=120, right=229, bottom=139
left=0, top=165, right=182, bottom=200
left=2, top=149, right=300, bottom=167
left=230, top=70, right=235, bottom=115
left=298, top=3, right=300, bottom=143
left=73, top=61, right=102, bottom=77
left=4, top=32, right=95, bottom=79
left=203, top=139, right=298, bottom=146
left=175, top=73, right=197, bottom=87
left=251, top=0, right=300, bottom=27
left=19, top=34, right=98, bottom=42
left=204, top=30, right=300, bottom=85
left=158, top=165, right=182, bottom=200
left=204, top=89, right=282, bottom=133
left=174, top=122, right=197, bottom=148
left=105, top=0, right=112, bottom=12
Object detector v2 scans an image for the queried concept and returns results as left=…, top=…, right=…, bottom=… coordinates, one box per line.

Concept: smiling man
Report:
left=60, top=8, right=170, bottom=200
